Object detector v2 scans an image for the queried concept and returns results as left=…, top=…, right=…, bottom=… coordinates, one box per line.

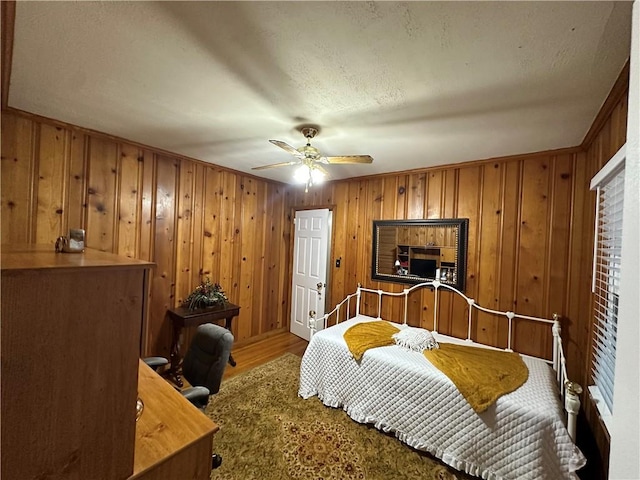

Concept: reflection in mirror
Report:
left=372, top=219, right=469, bottom=291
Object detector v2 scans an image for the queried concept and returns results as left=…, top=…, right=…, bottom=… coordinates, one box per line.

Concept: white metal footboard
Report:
left=308, top=279, right=582, bottom=441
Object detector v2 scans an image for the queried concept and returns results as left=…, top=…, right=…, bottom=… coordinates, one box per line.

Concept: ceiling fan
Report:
left=252, top=126, right=373, bottom=191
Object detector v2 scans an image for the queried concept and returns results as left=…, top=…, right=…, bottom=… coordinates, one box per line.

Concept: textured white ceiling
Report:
left=8, top=1, right=632, bottom=185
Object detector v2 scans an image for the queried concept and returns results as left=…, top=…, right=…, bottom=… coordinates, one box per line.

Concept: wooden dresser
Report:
left=0, top=245, right=216, bottom=480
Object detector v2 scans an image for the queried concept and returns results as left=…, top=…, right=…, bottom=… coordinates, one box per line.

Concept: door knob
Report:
left=309, top=310, right=316, bottom=318
left=317, top=282, right=323, bottom=291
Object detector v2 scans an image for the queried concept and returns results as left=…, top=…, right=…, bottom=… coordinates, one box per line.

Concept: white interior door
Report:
left=290, top=209, right=331, bottom=341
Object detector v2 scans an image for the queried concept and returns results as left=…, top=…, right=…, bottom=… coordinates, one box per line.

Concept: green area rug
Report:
left=205, top=353, right=474, bottom=480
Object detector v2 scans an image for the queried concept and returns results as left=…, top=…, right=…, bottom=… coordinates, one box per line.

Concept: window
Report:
left=589, top=144, right=626, bottom=432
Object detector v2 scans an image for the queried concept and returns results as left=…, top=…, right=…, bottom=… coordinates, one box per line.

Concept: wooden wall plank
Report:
left=514, top=156, right=551, bottom=358
left=237, top=177, right=257, bottom=342
left=425, top=171, right=443, bottom=219
left=34, top=124, right=66, bottom=244
left=363, top=178, right=383, bottom=284
left=281, top=188, right=295, bottom=324
left=200, top=166, right=222, bottom=282
left=476, top=162, right=503, bottom=346
left=252, top=180, right=267, bottom=337
left=147, top=155, right=178, bottom=357
left=117, top=144, right=142, bottom=258
left=1, top=1, right=16, bottom=111
left=265, top=183, right=286, bottom=330
left=379, top=177, right=403, bottom=321
left=434, top=170, right=457, bottom=334
left=450, top=165, right=481, bottom=339
left=217, top=172, right=243, bottom=339
left=498, top=160, right=521, bottom=314
left=400, top=173, right=426, bottom=325
left=86, top=137, right=118, bottom=252
left=138, top=150, right=156, bottom=262
left=65, top=130, right=87, bottom=232
left=329, top=182, right=349, bottom=315
left=565, top=151, right=590, bottom=387
left=189, top=163, right=206, bottom=289
left=613, top=92, right=628, bottom=147
left=391, top=175, right=410, bottom=324
left=406, top=172, right=426, bottom=219
left=344, top=180, right=361, bottom=311
left=174, top=159, right=196, bottom=306
left=1, top=113, right=36, bottom=244
left=546, top=154, right=574, bottom=317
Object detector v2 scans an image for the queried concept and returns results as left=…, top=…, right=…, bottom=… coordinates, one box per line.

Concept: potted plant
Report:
left=183, top=277, right=228, bottom=311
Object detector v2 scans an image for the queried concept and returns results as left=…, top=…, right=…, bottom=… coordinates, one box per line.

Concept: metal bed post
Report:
left=308, top=310, right=317, bottom=338
left=355, top=284, right=362, bottom=316
left=377, top=290, right=383, bottom=320
left=403, top=288, right=409, bottom=325
left=552, top=314, right=561, bottom=385
left=432, top=280, right=440, bottom=332
left=466, top=298, right=475, bottom=341
left=564, top=382, right=582, bottom=442
left=506, top=312, right=515, bottom=352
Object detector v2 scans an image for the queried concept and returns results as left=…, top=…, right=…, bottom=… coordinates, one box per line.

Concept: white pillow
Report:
left=392, top=326, right=439, bottom=353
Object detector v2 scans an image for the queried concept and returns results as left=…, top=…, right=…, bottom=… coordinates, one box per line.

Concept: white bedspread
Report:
left=298, top=315, right=586, bottom=480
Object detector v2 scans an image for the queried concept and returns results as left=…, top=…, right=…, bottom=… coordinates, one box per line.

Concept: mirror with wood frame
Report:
left=371, top=218, right=469, bottom=291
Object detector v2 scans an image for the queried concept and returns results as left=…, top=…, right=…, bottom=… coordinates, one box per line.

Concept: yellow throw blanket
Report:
left=424, top=343, right=529, bottom=413
left=343, top=321, right=400, bottom=361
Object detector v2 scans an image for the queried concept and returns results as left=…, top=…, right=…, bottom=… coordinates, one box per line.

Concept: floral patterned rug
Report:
left=205, top=353, right=474, bottom=480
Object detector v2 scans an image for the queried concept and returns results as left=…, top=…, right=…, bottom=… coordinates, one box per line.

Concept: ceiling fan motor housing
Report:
left=300, top=126, right=319, bottom=140
left=298, top=144, right=320, bottom=158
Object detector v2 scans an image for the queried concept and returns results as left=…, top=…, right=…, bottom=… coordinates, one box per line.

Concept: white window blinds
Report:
left=590, top=145, right=626, bottom=421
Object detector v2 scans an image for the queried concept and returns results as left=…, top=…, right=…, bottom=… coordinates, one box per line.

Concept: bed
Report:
left=298, top=281, right=586, bottom=480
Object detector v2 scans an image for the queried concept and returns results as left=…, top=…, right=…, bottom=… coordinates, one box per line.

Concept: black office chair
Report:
left=143, top=323, right=234, bottom=468
left=181, top=323, right=234, bottom=406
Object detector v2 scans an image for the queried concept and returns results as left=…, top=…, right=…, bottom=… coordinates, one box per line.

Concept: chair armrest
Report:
left=181, top=386, right=210, bottom=410
left=143, top=356, right=169, bottom=371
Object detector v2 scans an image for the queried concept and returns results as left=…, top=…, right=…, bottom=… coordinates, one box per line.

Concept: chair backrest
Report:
left=182, top=323, right=234, bottom=395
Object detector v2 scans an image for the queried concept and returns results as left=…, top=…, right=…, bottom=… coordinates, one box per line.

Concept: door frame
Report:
left=287, top=204, right=336, bottom=336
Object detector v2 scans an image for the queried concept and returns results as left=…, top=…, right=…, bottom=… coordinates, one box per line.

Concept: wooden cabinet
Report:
left=395, top=244, right=457, bottom=280
left=396, top=245, right=440, bottom=277
left=1, top=245, right=152, bottom=480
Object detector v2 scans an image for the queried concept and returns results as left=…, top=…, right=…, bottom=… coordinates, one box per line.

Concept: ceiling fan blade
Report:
left=324, top=155, right=373, bottom=164
left=269, top=140, right=305, bottom=159
left=252, top=160, right=299, bottom=170
left=313, top=163, right=330, bottom=176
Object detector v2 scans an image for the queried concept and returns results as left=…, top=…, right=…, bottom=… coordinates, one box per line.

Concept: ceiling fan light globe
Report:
left=293, top=164, right=311, bottom=184
left=310, top=168, right=326, bottom=184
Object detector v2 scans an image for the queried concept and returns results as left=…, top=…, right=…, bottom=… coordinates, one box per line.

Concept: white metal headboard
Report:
left=307, top=279, right=582, bottom=441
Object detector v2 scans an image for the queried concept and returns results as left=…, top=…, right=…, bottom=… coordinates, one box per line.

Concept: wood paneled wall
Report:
left=1, top=111, right=290, bottom=357
left=288, top=149, right=586, bottom=373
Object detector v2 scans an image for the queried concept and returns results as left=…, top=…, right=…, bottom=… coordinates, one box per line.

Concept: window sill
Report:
left=588, top=385, right=613, bottom=434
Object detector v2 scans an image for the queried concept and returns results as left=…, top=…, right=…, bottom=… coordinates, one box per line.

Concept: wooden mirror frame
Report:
left=371, top=218, right=469, bottom=291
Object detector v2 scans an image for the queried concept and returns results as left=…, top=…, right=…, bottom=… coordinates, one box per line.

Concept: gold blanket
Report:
left=424, top=343, right=529, bottom=413
left=343, top=321, right=400, bottom=361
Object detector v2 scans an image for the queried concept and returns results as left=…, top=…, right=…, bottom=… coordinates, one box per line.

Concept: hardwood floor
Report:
left=223, top=331, right=308, bottom=380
